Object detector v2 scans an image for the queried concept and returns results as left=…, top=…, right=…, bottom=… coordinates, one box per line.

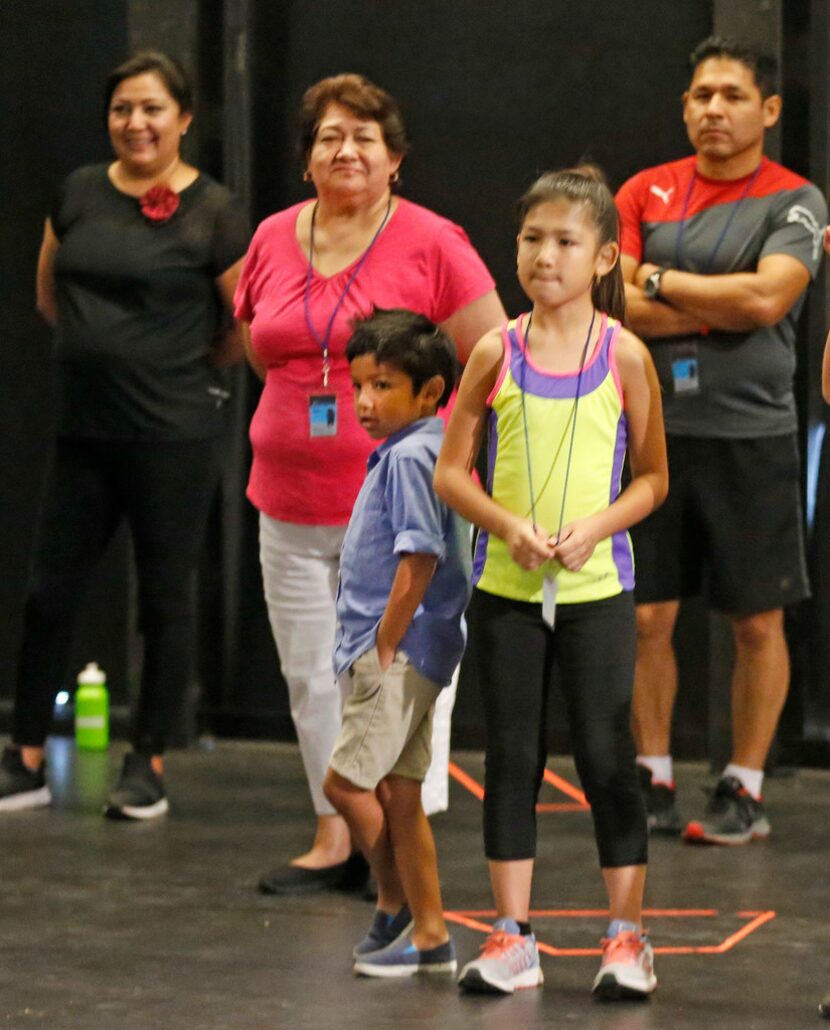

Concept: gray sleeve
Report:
left=759, top=183, right=828, bottom=278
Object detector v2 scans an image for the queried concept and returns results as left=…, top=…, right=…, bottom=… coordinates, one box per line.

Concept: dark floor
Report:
left=1, top=738, right=829, bottom=1029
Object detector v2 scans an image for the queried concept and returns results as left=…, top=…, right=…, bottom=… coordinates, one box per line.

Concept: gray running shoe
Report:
left=593, top=930, right=657, bottom=1000
left=683, top=776, right=770, bottom=845
left=457, top=917, right=544, bottom=994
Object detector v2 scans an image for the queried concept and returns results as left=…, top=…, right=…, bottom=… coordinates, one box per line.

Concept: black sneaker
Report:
left=0, top=747, right=51, bottom=812
left=637, top=764, right=682, bottom=836
left=683, top=776, right=770, bottom=846
left=104, top=752, right=169, bottom=820
left=820, top=993, right=830, bottom=1018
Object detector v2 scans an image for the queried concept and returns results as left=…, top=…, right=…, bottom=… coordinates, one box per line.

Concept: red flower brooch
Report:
left=139, top=184, right=180, bottom=224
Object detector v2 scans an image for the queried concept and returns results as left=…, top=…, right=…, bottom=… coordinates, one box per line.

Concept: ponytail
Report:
left=592, top=262, right=626, bottom=324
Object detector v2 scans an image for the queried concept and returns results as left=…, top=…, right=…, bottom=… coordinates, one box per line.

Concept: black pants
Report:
left=470, top=588, right=648, bottom=868
left=13, top=436, right=219, bottom=755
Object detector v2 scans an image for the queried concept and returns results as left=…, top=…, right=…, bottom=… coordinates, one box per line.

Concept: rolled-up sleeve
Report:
left=385, top=451, right=447, bottom=560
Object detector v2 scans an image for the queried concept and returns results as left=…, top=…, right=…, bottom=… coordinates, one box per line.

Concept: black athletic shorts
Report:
left=631, top=434, right=809, bottom=615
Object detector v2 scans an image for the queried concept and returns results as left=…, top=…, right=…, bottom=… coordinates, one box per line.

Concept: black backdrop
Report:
left=249, top=2, right=711, bottom=313
left=2, top=0, right=828, bottom=761
left=229, top=0, right=714, bottom=748
left=0, top=2, right=132, bottom=724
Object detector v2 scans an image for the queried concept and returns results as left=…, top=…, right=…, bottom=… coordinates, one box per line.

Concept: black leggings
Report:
left=13, top=436, right=219, bottom=755
left=470, top=588, right=648, bottom=868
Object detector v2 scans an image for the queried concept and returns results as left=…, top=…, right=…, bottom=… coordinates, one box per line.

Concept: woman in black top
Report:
left=0, top=51, right=250, bottom=818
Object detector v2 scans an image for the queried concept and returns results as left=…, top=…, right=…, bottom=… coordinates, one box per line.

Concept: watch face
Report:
left=645, top=270, right=662, bottom=299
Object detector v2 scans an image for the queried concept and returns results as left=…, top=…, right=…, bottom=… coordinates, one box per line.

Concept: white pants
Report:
left=259, top=515, right=456, bottom=817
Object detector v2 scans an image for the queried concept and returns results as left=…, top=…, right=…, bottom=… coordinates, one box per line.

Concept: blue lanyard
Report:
left=304, top=195, right=392, bottom=388
left=519, top=309, right=596, bottom=541
left=674, top=163, right=762, bottom=274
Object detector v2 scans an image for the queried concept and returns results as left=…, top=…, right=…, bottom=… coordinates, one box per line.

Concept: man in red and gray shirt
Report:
left=617, top=35, right=826, bottom=845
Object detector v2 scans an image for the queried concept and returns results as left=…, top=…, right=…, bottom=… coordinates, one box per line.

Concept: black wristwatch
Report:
left=643, top=267, right=667, bottom=300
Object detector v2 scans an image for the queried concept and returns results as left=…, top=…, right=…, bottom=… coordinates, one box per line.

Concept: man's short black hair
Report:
left=689, top=36, right=779, bottom=98
left=346, top=308, right=458, bottom=409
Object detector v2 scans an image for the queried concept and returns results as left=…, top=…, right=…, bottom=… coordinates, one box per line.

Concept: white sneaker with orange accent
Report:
left=457, top=917, right=544, bottom=994
left=592, top=930, right=657, bottom=1000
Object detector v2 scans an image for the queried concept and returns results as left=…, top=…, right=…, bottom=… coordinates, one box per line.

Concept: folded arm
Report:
left=623, top=253, right=810, bottom=338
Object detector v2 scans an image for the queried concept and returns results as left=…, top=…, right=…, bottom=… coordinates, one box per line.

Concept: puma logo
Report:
left=649, top=184, right=675, bottom=205
left=786, top=204, right=823, bottom=260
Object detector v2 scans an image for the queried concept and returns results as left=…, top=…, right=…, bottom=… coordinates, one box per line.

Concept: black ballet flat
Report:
left=258, top=850, right=369, bottom=896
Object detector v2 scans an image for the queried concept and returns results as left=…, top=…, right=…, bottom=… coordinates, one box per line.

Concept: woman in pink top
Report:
left=235, top=74, right=504, bottom=894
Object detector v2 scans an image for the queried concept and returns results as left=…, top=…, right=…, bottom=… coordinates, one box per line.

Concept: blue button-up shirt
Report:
left=334, top=417, right=471, bottom=687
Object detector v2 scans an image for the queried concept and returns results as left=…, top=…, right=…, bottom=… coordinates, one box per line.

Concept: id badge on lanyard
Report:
left=670, top=342, right=700, bottom=396
left=542, top=572, right=558, bottom=628
left=303, top=195, right=393, bottom=442
left=309, top=393, right=338, bottom=437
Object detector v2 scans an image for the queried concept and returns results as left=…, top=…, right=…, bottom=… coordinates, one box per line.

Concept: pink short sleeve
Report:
left=428, top=220, right=496, bottom=324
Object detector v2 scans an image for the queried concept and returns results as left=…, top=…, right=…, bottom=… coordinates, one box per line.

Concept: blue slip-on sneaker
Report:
left=353, top=934, right=457, bottom=978
left=353, top=904, right=413, bottom=958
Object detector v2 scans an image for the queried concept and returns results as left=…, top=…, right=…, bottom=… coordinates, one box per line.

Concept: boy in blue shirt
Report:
left=323, top=309, right=471, bottom=977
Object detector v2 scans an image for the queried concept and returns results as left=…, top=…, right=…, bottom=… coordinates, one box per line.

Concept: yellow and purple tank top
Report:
left=473, top=312, right=634, bottom=605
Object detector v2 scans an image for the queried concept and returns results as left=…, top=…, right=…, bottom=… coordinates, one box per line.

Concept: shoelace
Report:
left=702, top=777, right=756, bottom=813
left=480, top=930, right=523, bottom=958
left=601, top=930, right=644, bottom=962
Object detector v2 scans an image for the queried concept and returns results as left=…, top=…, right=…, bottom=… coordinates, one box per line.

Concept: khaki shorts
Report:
left=329, top=648, right=441, bottom=790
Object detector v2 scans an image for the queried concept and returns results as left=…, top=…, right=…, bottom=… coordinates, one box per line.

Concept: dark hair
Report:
left=689, top=36, right=779, bottom=98
left=346, top=309, right=458, bottom=410
left=297, top=73, right=410, bottom=163
left=516, top=165, right=626, bottom=324
left=104, top=51, right=193, bottom=121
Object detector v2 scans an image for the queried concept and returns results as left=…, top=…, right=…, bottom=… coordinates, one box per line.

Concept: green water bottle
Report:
left=75, top=662, right=109, bottom=751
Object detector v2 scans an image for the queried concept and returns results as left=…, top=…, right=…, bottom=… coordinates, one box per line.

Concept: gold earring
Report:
left=389, top=170, right=400, bottom=185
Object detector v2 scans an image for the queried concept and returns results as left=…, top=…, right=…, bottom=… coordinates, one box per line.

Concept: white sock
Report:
left=722, top=764, right=763, bottom=800
left=636, top=755, right=673, bottom=785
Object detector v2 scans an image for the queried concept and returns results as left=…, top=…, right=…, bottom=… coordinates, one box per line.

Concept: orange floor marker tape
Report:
left=448, top=759, right=590, bottom=810
left=443, top=908, right=777, bottom=957
left=447, top=760, right=484, bottom=800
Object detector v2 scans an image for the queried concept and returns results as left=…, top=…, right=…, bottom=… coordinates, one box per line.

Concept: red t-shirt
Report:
left=234, top=198, right=495, bottom=524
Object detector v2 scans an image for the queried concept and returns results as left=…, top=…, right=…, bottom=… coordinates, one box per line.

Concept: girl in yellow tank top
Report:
left=435, top=167, right=668, bottom=1001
